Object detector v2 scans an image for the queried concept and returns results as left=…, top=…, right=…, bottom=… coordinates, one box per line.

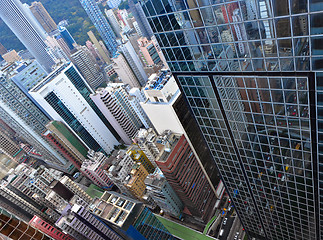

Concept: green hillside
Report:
left=0, top=0, right=101, bottom=51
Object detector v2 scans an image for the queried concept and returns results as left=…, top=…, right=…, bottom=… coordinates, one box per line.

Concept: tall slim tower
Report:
left=79, top=0, right=118, bottom=56
left=0, top=0, right=55, bottom=73
left=140, top=0, right=322, bottom=240
left=29, top=1, right=57, bottom=33
left=70, top=47, right=105, bottom=90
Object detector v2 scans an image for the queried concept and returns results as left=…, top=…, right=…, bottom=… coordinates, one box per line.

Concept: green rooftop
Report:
left=51, top=121, right=88, bottom=157
left=86, top=184, right=104, bottom=199
left=155, top=215, right=216, bottom=240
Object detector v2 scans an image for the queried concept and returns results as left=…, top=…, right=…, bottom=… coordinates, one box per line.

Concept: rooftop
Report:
left=155, top=215, right=217, bottom=240
left=144, top=69, right=172, bottom=91
left=31, top=63, right=68, bottom=92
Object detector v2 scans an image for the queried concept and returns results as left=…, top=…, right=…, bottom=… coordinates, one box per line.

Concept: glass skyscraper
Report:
left=79, top=0, right=119, bottom=56
left=139, top=0, right=323, bottom=239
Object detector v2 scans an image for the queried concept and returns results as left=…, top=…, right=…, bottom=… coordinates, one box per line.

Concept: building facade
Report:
left=81, top=150, right=114, bottom=190
left=56, top=204, right=123, bottom=240
left=145, top=173, right=184, bottom=219
left=79, top=0, right=119, bottom=56
left=154, top=132, right=217, bottom=222
left=0, top=0, right=55, bottom=73
left=140, top=0, right=323, bottom=239
left=29, top=1, right=57, bottom=33
left=88, top=191, right=175, bottom=240
left=29, top=215, right=75, bottom=240
left=91, top=83, right=144, bottom=145
left=43, top=121, right=89, bottom=170
left=30, top=63, right=120, bottom=154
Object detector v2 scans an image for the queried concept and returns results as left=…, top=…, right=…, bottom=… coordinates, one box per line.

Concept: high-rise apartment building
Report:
left=118, top=41, right=148, bottom=86
left=70, top=47, right=105, bottom=90
left=154, top=131, right=217, bottom=222
left=0, top=0, right=55, bottom=73
left=30, top=63, right=120, bottom=154
left=105, top=8, right=122, bottom=38
left=91, top=83, right=144, bottom=144
left=2, top=50, right=22, bottom=63
left=144, top=172, right=184, bottom=219
left=127, top=145, right=155, bottom=174
left=79, top=0, right=118, bottom=56
left=140, top=0, right=323, bottom=239
left=129, top=0, right=153, bottom=40
left=29, top=1, right=57, bottom=34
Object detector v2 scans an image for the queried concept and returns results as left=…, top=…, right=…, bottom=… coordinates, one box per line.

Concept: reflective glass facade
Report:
left=64, top=66, right=121, bottom=141
left=139, top=0, right=323, bottom=239
left=44, top=91, right=104, bottom=153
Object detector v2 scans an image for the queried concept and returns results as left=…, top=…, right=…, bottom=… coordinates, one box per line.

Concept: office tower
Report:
left=145, top=172, right=184, bottom=219
left=0, top=207, right=52, bottom=240
left=79, top=0, right=118, bottom=56
left=91, top=83, right=144, bottom=144
left=29, top=1, right=57, bottom=33
left=29, top=63, right=120, bottom=154
left=0, top=63, right=68, bottom=168
left=58, top=26, right=75, bottom=51
left=81, top=150, right=114, bottom=190
left=88, top=191, right=175, bottom=240
left=151, top=130, right=217, bottom=222
left=105, top=8, right=122, bottom=38
left=127, top=145, right=155, bottom=174
left=0, top=42, right=8, bottom=56
left=70, top=48, right=105, bottom=90
left=56, top=204, right=124, bottom=240
left=2, top=50, right=22, bottom=63
left=137, top=37, right=162, bottom=66
left=140, top=0, right=323, bottom=239
left=43, top=121, right=89, bottom=171
left=129, top=0, right=153, bottom=40
left=0, top=0, right=55, bottom=73
left=29, top=216, right=75, bottom=240
left=118, top=41, right=148, bottom=86
left=87, top=31, right=111, bottom=64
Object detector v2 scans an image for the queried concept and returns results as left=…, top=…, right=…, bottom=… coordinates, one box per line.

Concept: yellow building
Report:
left=126, top=163, right=148, bottom=199
left=127, top=146, right=155, bottom=174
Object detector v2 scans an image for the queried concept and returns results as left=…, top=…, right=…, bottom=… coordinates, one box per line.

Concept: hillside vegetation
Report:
left=0, top=0, right=101, bottom=51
